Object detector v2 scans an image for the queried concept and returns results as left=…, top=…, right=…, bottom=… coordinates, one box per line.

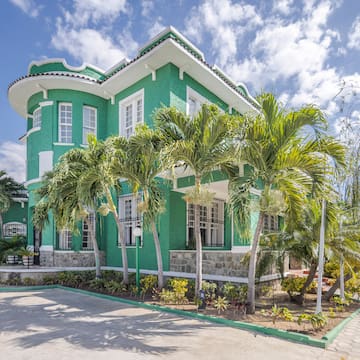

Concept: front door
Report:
left=33, top=229, right=42, bottom=265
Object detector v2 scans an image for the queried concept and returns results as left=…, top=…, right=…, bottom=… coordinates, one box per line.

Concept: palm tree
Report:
left=228, top=93, right=346, bottom=313
left=0, top=170, right=25, bottom=238
left=110, top=125, right=167, bottom=288
left=155, top=104, right=236, bottom=294
left=33, top=150, right=102, bottom=278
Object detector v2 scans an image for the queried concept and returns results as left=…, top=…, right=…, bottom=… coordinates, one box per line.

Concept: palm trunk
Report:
left=86, top=216, right=101, bottom=278
left=151, top=221, right=164, bottom=289
left=324, top=273, right=352, bottom=301
left=194, top=176, right=203, bottom=295
left=105, top=188, right=129, bottom=285
left=292, top=261, right=318, bottom=305
left=246, top=210, right=265, bottom=314
left=0, top=212, right=3, bottom=239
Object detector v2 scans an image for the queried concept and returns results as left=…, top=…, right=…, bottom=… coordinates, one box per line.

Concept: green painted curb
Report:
left=0, top=285, right=58, bottom=292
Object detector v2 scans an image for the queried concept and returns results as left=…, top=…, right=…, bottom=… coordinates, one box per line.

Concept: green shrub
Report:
left=42, top=275, right=57, bottom=285
left=104, top=280, right=125, bottom=294
left=263, top=305, right=294, bottom=324
left=168, top=278, right=188, bottom=304
left=297, top=312, right=328, bottom=331
left=213, top=296, right=229, bottom=314
left=140, top=275, right=158, bottom=299
left=222, top=282, right=238, bottom=302
left=88, top=278, right=106, bottom=290
left=281, top=277, right=316, bottom=296
left=22, top=277, right=37, bottom=286
left=238, top=285, right=248, bottom=303
left=6, top=276, right=21, bottom=286
left=202, top=281, right=217, bottom=304
left=159, top=289, right=175, bottom=304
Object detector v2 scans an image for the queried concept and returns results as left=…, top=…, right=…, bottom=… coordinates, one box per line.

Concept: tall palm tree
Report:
left=33, top=150, right=102, bottom=277
left=155, top=104, right=236, bottom=294
left=228, top=93, right=346, bottom=313
left=110, top=125, right=167, bottom=288
left=0, top=170, right=25, bottom=238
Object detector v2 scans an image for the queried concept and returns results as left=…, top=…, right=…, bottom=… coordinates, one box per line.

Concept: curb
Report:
left=1, top=285, right=359, bottom=349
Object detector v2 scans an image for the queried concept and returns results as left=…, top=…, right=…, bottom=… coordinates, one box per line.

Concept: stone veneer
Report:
left=40, top=251, right=105, bottom=267
left=170, top=250, right=249, bottom=277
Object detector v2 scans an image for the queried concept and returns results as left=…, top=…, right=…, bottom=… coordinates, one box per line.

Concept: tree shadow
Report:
left=0, top=288, right=213, bottom=355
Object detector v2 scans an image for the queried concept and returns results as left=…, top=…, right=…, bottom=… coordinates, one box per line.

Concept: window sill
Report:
left=53, top=142, right=75, bottom=146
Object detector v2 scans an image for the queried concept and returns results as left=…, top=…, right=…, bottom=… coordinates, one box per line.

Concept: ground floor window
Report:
left=187, top=200, right=224, bottom=247
left=58, top=230, right=72, bottom=250
left=263, top=214, right=279, bottom=231
left=3, top=222, right=26, bottom=237
left=118, top=194, right=142, bottom=246
left=82, top=211, right=95, bottom=250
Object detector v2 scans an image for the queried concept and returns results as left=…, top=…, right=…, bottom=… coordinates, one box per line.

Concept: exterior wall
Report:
left=53, top=251, right=106, bottom=267
left=169, top=250, right=249, bottom=277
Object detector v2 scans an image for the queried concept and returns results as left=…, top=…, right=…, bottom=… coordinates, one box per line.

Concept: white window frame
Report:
left=33, top=107, right=42, bottom=129
left=187, top=200, right=224, bottom=247
left=58, top=103, right=72, bottom=143
left=3, top=222, right=27, bottom=238
left=82, top=211, right=96, bottom=250
left=263, top=214, right=279, bottom=231
left=186, top=86, right=209, bottom=118
left=118, top=194, right=142, bottom=246
left=82, top=106, right=97, bottom=145
left=119, top=89, right=144, bottom=138
left=59, top=230, right=72, bottom=250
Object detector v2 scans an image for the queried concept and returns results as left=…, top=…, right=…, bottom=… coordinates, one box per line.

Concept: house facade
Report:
left=8, top=27, right=269, bottom=278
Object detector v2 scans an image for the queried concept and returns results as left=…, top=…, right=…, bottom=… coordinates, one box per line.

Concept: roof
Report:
left=8, top=26, right=260, bottom=117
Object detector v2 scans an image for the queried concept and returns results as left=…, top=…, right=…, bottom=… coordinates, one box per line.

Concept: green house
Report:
left=8, top=27, right=277, bottom=280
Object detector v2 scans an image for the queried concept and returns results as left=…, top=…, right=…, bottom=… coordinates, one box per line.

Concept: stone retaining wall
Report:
left=170, top=250, right=249, bottom=277
left=39, top=251, right=106, bottom=267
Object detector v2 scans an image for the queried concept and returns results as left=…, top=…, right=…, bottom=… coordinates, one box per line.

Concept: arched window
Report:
left=3, top=222, right=27, bottom=237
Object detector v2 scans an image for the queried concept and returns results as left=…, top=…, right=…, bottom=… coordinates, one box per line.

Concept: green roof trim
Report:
left=28, top=60, right=104, bottom=81
left=139, top=30, right=203, bottom=60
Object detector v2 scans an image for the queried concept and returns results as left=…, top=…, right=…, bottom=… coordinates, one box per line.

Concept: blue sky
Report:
left=1, top=0, right=360, bottom=182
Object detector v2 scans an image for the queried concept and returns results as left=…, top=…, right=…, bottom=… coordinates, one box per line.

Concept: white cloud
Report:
left=348, top=16, right=360, bottom=50
left=272, top=0, right=294, bottom=15
left=51, top=21, right=129, bottom=69
left=147, top=18, right=165, bottom=38
left=64, top=0, right=128, bottom=27
left=141, top=0, right=154, bottom=17
left=0, top=142, right=26, bottom=183
left=10, top=0, right=41, bottom=17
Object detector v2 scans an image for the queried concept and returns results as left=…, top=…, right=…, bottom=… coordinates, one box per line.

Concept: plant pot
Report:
left=6, top=255, right=19, bottom=264
left=22, top=255, right=34, bottom=267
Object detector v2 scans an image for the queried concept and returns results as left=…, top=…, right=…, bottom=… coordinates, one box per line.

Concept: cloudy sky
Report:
left=1, top=0, right=359, bottom=182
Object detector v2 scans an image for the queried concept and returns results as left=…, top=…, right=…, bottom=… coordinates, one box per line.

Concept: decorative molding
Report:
left=145, top=64, right=156, bottom=81
left=39, top=100, right=54, bottom=107
left=36, top=84, right=48, bottom=99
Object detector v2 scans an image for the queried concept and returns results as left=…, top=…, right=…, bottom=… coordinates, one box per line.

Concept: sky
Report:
left=0, top=0, right=359, bottom=183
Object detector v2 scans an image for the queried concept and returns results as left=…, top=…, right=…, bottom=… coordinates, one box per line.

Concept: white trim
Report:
left=39, top=151, right=53, bottom=178
left=53, top=142, right=75, bottom=146
left=105, top=58, right=129, bottom=76
left=23, top=127, right=41, bottom=139
left=145, top=64, right=156, bottom=81
left=39, top=100, right=54, bottom=107
left=179, top=64, right=189, bottom=80
left=82, top=105, right=97, bottom=145
left=40, top=245, right=54, bottom=251
left=186, top=86, right=209, bottom=116
left=28, top=58, right=105, bottom=75
left=24, top=177, right=41, bottom=187
left=231, top=246, right=251, bottom=253
left=36, top=84, right=48, bottom=99
left=27, top=114, right=33, bottom=119
left=250, top=187, right=262, bottom=196
left=58, top=102, right=72, bottom=144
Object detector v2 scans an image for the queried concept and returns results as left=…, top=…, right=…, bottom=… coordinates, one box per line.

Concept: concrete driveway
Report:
left=0, top=288, right=353, bottom=360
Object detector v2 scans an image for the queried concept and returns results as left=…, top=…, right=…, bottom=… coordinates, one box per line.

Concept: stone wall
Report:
left=53, top=251, right=106, bottom=267
left=170, top=250, right=249, bottom=277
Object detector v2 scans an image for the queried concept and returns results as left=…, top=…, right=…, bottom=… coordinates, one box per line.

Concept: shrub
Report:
left=159, top=289, right=175, bottom=304
left=222, top=282, right=238, bottom=302
left=213, top=296, right=229, bottom=314
left=264, top=305, right=294, bottom=324
left=281, top=276, right=316, bottom=296
left=202, top=281, right=217, bottom=304
left=168, top=278, right=188, bottom=304
left=22, top=277, right=37, bottom=286
left=238, top=285, right=248, bottom=303
left=140, top=275, right=158, bottom=299
left=297, top=312, right=328, bottom=331
left=88, top=278, right=106, bottom=290
left=42, top=275, right=57, bottom=285
left=104, top=280, right=125, bottom=294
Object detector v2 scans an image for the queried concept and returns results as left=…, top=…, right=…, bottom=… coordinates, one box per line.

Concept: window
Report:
left=33, top=108, right=41, bottom=128
left=58, top=103, right=72, bottom=143
left=263, top=214, right=279, bottom=231
left=3, top=222, right=26, bottom=237
left=59, top=230, right=72, bottom=250
left=186, top=87, right=208, bottom=118
left=83, top=106, right=97, bottom=144
left=119, top=89, right=144, bottom=138
left=118, top=194, right=142, bottom=246
left=82, top=211, right=96, bottom=250
left=187, top=200, right=224, bottom=247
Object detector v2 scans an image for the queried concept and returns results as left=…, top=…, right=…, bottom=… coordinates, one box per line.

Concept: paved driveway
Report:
left=0, top=288, right=355, bottom=359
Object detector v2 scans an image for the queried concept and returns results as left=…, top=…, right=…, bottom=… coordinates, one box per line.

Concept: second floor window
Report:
left=119, top=89, right=144, bottom=138
left=59, top=103, right=72, bottom=143
left=33, top=107, right=41, bottom=128
left=83, top=106, right=97, bottom=144
left=187, top=87, right=208, bottom=118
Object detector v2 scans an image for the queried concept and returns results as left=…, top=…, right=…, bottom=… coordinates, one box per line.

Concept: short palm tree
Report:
left=155, top=104, right=236, bottom=294
left=110, top=125, right=167, bottom=288
left=228, top=92, right=346, bottom=313
left=0, top=170, right=25, bottom=238
left=33, top=150, right=102, bottom=277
